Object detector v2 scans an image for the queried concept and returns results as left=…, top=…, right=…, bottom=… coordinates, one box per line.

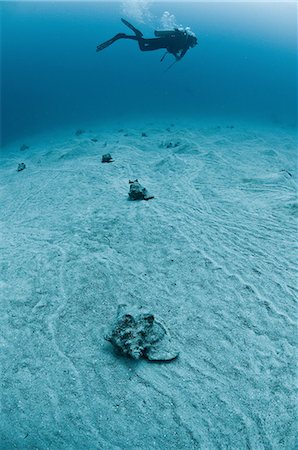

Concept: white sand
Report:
left=0, top=121, right=297, bottom=449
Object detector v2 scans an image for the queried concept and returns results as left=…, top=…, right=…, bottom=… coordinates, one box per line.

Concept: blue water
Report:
left=1, top=1, right=297, bottom=146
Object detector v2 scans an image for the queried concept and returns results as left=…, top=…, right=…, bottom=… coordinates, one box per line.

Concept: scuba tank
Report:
left=154, top=29, right=185, bottom=38
left=154, top=30, right=174, bottom=37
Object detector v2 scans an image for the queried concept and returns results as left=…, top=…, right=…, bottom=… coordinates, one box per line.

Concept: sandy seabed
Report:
left=0, top=121, right=297, bottom=449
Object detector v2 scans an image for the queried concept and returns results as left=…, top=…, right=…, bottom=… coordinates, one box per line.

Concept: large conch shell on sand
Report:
left=105, top=304, right=179, bottom=362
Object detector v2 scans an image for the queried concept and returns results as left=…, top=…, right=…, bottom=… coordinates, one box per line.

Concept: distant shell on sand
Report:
left=105, top=304, right=179, bottom=362
left=20, top=144, right=29, bottom=151
left=17, top=163, right=26, bottom=172
left=101, top=153, right=114, bottom=163
left=128, top=180, right=154, bottom=201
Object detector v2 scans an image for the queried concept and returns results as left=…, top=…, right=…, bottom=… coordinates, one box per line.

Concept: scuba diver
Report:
left=96, top=18, right=198, bottom=63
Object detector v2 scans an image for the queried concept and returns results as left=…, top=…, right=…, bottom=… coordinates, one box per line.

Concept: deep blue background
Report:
left=1, top=1, right=297, bottom=146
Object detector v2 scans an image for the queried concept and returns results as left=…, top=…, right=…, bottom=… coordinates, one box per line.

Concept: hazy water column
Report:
left=1, top=1, right=297, bottom=145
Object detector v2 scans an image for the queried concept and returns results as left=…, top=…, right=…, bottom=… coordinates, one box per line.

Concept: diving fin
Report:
left=96, top=34, right=125, bottom=52
left=121, top=18, right=143, bottom=37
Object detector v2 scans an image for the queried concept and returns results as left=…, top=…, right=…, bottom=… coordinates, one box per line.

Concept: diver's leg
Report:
left=137, top=38, right=165, bottom=51
left=118, top=36, right=155, bottom=51
left=121, top=18, right=143, bottom=37
left=96, top=33, right=126, bottom=52
left=96, top=33, right=165, bottom=54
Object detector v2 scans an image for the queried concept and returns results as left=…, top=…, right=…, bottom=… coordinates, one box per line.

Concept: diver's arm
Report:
left=176, top=47, right=189, bottom=61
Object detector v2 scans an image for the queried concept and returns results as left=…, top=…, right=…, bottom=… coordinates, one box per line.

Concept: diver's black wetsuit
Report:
left=96, top=19, right=197, bottom=61
left=127, top=31, right=190, bottom=60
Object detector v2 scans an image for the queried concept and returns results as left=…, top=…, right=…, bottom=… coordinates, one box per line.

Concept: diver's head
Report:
left=184, top=27, right=198, bottom=47
left=189, top=35, right=198, bottom=48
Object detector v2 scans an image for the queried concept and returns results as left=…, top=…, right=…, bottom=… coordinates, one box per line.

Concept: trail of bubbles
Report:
left=121, top=0, right=152, bottom=24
